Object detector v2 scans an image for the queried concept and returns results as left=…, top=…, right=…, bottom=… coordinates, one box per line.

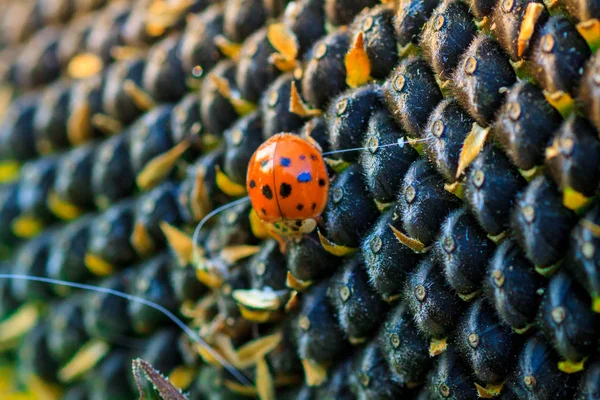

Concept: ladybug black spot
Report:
left=311, top=154, right=318, bottom=161
left=312, top=202, right=317, bottom=210
left=297, top=204, right=304, bottom=211
left=300, top=155, right=307, bottom=160
left=280, top=183, right=292, bottom=198
left=319, top=179, right=326, bottom=187
left=249, top=180, right=257, bottom=189
left=262, top=185, right=273, bottom=199
left=280, top=157, right=291, bottom=167
left=297, top=172, right=312, bottom=183
left=261, top=208, right=267, bottom=214
left=296, top=220, right=303, bottom=227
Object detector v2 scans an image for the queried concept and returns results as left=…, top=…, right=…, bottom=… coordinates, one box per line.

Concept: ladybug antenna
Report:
left=321, top=136, right=434, bottom=156
left=0, top=273, right=253, bottom=387
left=191, top=196, right=251, bottom=265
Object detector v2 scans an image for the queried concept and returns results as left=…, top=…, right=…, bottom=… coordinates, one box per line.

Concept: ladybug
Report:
left=246, top=133, right=329, bottom=241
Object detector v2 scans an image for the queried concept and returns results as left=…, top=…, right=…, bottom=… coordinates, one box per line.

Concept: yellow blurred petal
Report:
left=196, top=268, right=223, bottom=289
left=220, top=245, right=261, bottom=264
left=137, top=141, right=190, bottom=190
left=563, top=187, right=590, bottom=211
left=257, top=358, right=275, bottom=400
left=286, top=271, right=312, bottom=292
left=267, top=23, right=298, bottom=62
left=0, top=304, right=39, bottom=346
left=123, top=79, right=155, bottom=111
left=215, top=165, right=247, bottom=196
left=544, top=90, right=574, bottom=118
left=345, top=31, right=371, bottom=88
left=84, top=254, right=115, bottom=276
left=67, top=53, right=104, bottom=79
left=577, top=19, right=600, bottom=52
left=91, top=113, right=123, bottom=135
left=168, top=366, right=197, bottom=391
left=58, top=339, right=110, bottom=383
left=0, top=160, right=20, bottom=184
left=11, top=216, right=43, bottom=238
left=131, top=222, right=155, bottom=257
left=301, top=359, right=327, bottom=387
left=67, top=103, right=93, bottom=146
left=48, top=191, right=83, bottom=221
left=214, top=35, right=242, bottom=60
left=249, top=209, right=270, bottom=239
left=160, top=221, right=196, bottom=265
left=558, top=358, right=586, bottom=374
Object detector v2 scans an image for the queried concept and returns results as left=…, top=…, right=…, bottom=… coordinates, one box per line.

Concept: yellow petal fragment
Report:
left=289, top=81, right=322, bottom=117
left=267, top=23, right=298, bottom=72
left=268, top=23, right=298, bottom=61
left=11, top=216, right=43, bottom=238
left=563, top=187, right=590, bottom=211
left=67, top=53, right=104, bottom=79
left=558, top=358, right=586, bottom=374
left=209, top=75, right=255, bottom=116
left=0, top=304, right=39, bottom=346
left=238, top=306, right=280, bottom=323
left=257, top=358, right=275, bottom=400
left=444, top=182, right=465, bottom=199
left=475, top=382, right=504, bottom=398
left=544, top=90, right=574, bottom=118
left=232, top=289, right=282, bottom=311
left=389, top=224, right=427, bottom=253
left=27, top=375, right=62, bottom=400
left=0, top=160, right=20, bottom=183
left=324, top=157, right=352, bottom=173
left=110, top=46, right=146, bottom=61
left=58, top=339, right=110, bottom=383
left=215, top=165, right=247, bottom=196
left=577, top=19, right=600, bottom=52
left=317, top=230, right=358, bottom=256
left=518, top=3, right=544, bottom=57
left=236, top=332, right=283, bottom=369
left=286, top=271, right=312, bottom=292
left=214, top=35, right=242, bottom=60
left=345, top=31, right=371, bottom=88
left=160, top=221, right=196, bottom=266
left=123, top=80, right=155, bottom=111
left=91, top=113, right=123, bottom=135
left=131, top=222, right=155, bottom=257
left=581, top=219, right=600, bottom=238
left=48, top=191, right=83, bottom=221
left=429, top=337, right=448, bottom=356
left=168, top=366, right=197, bottom=391
left=301, top=359, right=327, bottom=387
left=191, top=166, right=210, bottom=222
left=456, top=123, right=490, bottom=179
left=0, top=85, right=14, bottom=122
left=223, top=380, right=257, bottom=396
left=196, top=268, right=224, bottom=289
left=84, top=254, right=115, bottom=276
left=249, top=209, right=270, bottom=239
left=137, top=141, right=190, bottom=190
left=67, top=103, right=93, bottom=146
left=593, top=297, right=600, bottom=313
left=220, top=245, right=261, bottom=264
left=285, top=290, right=300, bottom=312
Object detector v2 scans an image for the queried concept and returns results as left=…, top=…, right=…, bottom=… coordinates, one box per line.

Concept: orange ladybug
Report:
left=246, top=133, right=329, bottom=240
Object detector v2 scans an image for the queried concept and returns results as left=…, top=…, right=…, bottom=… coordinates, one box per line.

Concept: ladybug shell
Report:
left=247, top=133, right=329, bottom=223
